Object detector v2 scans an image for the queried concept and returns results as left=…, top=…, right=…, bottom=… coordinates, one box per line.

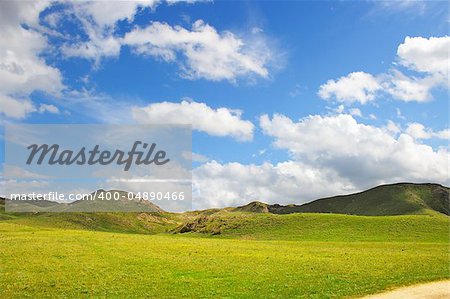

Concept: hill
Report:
left=0, top=196, right=181, bottom=234
left=1, top=183, right=448, bottom=236
left=175, top=183, right=449, bottom=236
left=4, top=190, right=163, bottom=212
left=236, top=183, right=449, bottom=216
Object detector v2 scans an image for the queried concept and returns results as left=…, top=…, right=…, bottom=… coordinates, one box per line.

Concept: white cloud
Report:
left=62, top=34, right=122, bottom=64
left=193, top=160, right=352, bottom=209
left=318, top=36, right=449, bottom=104
left=38, top=104, right=60, bottom=114
left=0, top=95, right=36, bottom=119
left=182, top=151, right=209, bottom=163
left=59, top=89, right=135, bottom=124
left=397, top=36, right=449, bottom=76
left=349, top=108, right=362, bottom=117
left=259, top=113, right=449, bottom=186
left=132, top=100, right=254, bottom=141
left=406, top=122, right=450, bottom=140
left=318, top=72, right=381, bottom=104
left=382, top=69, right=441, bottom=102
left=386, top=120, right=401, bottom=134
left=60, top=0, right=163, bottom=62
left=191, top=152, right=209, bottom=163
left=123, top=20, right=272, bottom=81
left=60, top=1, right=210, bottom=67
left=59, top=1, right=143, bottom=64
left=74, top=0, right=160, bottom=28
left=0, top=1, right=64, bottom=119
left=405, top=122, right=432, bottom=139
left=435, top=129, right=450, bottom=140
left=56, top=1, right=275, bottom=81
left=191, top=113, right=449, bottom=209
left=334, top=105, right=345, bottom=114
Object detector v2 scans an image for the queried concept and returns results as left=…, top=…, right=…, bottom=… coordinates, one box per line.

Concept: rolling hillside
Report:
left=1, top=183, right=449, bottom=298
left=236, top=183, right=450, bottom=216
left=0, top=197, right=181, bottom=234
left=175, top=183, right=449, bottom=236
left=1, top=183, right=448, bottom=237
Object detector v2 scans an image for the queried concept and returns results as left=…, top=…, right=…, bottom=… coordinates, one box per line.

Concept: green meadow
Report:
left=1, top=212, right=448, bottom=298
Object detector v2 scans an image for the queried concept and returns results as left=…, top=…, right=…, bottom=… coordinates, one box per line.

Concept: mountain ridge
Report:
left=2, top=182, right=449, bottom=216
left=255, top=182, right=449, bottom=216
left=1, top=183, right=448, bottom=235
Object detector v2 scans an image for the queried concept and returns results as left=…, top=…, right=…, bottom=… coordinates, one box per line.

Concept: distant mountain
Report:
left=175, top=183, right=449, bottom=236
left=235, top=183, right=449, bottom=216
left=0, top=193, right=178, bottom=233
left=66, top=189, right=164, bottom=213
left=4, top=190, right=164, bottom=213
left=1, top=183, right=448, bottom=235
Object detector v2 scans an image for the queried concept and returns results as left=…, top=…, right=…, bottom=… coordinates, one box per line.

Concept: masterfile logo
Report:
left=26, top=141, right=171, bottom=171
left=4, top=124, right=192, bottom=212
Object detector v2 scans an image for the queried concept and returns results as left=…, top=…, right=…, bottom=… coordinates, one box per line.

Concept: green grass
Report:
left=1, top=212, right=449, bottom=298
left=1, top=183, right=449, bottom=298
left=287, top=183, right=449, bottom=216
left=1, top=211, right=182, bottom=234
left=178, top=211, right=450, bottom=242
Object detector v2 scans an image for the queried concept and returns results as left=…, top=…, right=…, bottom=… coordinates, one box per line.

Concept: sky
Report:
left=0, top=0, right=449, bottom=210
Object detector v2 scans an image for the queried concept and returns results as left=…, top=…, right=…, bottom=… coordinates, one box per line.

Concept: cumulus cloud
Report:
left=405, top=122, right=450, bottom=140
left=0, top=1, right=64, bottom=119
left=38, top=104, right=60, bottom=114
left=382, top=70, right=438, bottom=102
left=193, top=160, right=353, bottom=209
left=397, top=36, right=449, bottom=76
left=132, top=100, right=254, bottom=141
left=318, top=36, right=449, bottom=104
left=70, top=0, right=206, bottom=29
left=191, top=113, right=449, bottom=209
left=59, top=1, right=154, bottom=64
left=318, top=72, right=381, bottom=104
left=56, top=1, right=274, bottom=81
left=0, top=95, right=36, bottom=119
left=75, top=0, right=160, bottom=28
left=123, top=20, right=272, bottom=81
left=386, top=120, right=401, bottom=134
left=259, top=113, right=449, bottom=186
left=62, top=33, right=122, bottom=64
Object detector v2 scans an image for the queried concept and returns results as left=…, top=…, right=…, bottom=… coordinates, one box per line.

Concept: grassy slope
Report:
left=176, top=211, right=449, bottom=242
left=1, top=183, right=449, bottom=298
left=0, top=199, right=183, bottom=234
left=1, top=183, right=447, bottom=235
left=270, top=183, right=449, bottom=216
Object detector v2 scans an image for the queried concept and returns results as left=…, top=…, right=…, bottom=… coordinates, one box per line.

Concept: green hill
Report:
left=175, top=183, right=449, bottom=237
left=216, top=183, right=450, bottom=218
left=237, top=183, right=449, bottom=216
left=0, top=197, right=181, bottom=234
left=174, top=210, right=449, bottom=242
left=4, top=190, right=163, bottom=212
left=1, top=183, right=448, bottom=236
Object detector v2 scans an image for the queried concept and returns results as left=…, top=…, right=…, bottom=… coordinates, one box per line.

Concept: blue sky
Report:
left=0, top=0, right=449, bottom=209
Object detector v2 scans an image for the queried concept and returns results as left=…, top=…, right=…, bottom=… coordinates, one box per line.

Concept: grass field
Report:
left=1, top=212, right=448, bottom=298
